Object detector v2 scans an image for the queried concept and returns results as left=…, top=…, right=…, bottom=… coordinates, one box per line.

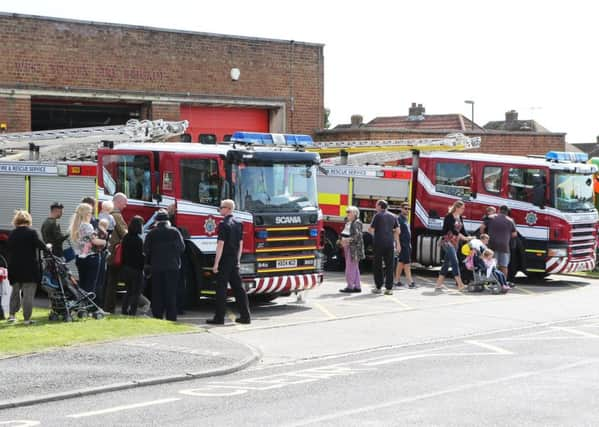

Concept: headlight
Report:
left=548, top=248, right=567, bottom=257
left=239, top=263, right=256, bottom=275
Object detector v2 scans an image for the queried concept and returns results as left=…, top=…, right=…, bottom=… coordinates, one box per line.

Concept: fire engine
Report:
left=313, top=137, right=598, bottom=278
left=0, top=123, right=324, bottom=302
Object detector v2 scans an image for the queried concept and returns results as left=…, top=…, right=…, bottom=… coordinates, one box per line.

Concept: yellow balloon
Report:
left=461, top=243, right=471, bottom=256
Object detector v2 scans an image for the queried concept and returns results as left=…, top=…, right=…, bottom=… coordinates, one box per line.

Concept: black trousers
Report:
left=214, top=257, right=250, bottom=322
left=373, top=247, right=394, bottom=290
left=151, top=270, right=178, bottom=321
left=121, top=266, right=143, bottom=315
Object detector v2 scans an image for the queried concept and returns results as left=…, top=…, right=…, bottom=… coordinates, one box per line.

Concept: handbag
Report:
left=63, top=243, right=76, bottom=263
left=113, top=243, right=123, bottom=267
left=442, top=232, right=459, bottom=248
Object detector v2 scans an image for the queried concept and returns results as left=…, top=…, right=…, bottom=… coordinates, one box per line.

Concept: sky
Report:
left=1, top=0, right=598, bottom=143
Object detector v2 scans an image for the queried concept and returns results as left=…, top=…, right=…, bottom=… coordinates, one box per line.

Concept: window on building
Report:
left=435, top=162, right=472, bottom=198
left=508, top=168, right=545, bottom=202
left=483, top=166, right=502, bottom=193
left=180, top=158, right=221, bottom=206
left=101, top=154, right=152, bottom=201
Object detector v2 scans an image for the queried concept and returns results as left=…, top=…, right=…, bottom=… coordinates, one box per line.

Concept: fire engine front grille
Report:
left=254, top=225, right=318, bottom=274
left=570, top=222, right=596, bottom=258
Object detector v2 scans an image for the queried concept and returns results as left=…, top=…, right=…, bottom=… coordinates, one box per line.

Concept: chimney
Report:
left=408, top=103, right=425, bottom=121
left=350, top=114, right=363, bottom=128
left=505, top=110, right=518, bottom=124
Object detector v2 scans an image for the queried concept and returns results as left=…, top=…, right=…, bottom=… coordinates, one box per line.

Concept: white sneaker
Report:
left=23, top=319, right=36, bottom=326
left=371, top=287, right=382, bottom=294
left=384, top=289, right=394, bottom=295
left=7, top=316, right=16, bottom=323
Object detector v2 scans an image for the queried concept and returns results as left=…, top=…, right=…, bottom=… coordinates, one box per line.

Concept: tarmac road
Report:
left=1, top=270, right=599, bottom=425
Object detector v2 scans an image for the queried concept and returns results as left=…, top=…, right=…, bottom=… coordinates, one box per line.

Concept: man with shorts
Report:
left=487, top=205, right=517, bottom=277
left=394, top=203, right=415, bottom=288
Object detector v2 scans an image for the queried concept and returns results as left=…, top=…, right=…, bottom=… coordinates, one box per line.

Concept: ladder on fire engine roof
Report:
left=0, top=119, right=189, bottom=161
left=309, top=133, right=482, bottom=165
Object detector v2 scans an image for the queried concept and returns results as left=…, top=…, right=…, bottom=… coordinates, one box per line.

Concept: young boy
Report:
left=394, top=203, right=415, bottom=288
left=98, top=200, right=116, bottom=233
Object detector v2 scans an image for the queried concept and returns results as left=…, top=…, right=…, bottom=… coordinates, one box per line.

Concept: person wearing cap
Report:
left=143, top=209, right=185, bottom=321
left=41, top=202, right=69, bottom=257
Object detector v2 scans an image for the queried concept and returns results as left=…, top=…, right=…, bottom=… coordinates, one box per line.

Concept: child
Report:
left=481, top=249, right=513, bottom=289
left=98, top=200, right=116, bottom=234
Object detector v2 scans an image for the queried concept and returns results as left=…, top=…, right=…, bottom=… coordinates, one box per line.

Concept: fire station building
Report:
left=0, top=13, right=324, bottom=141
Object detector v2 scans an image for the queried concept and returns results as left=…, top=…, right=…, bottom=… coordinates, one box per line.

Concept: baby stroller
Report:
left=41, top=252, right=106, bottom=321
left=461, top=244, right=508, bottom=295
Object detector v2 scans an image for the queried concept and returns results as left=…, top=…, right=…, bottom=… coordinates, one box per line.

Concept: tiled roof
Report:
left=484, top=120, right=549, bottom=132
left=365, top=114, right=484, bottom=131
left=570, top=143, right=599, bottom=157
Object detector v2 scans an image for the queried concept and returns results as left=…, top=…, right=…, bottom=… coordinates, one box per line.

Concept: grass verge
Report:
left=571, top=270, right=599, bottom=279
left=0, top=307, right=197, bottom=356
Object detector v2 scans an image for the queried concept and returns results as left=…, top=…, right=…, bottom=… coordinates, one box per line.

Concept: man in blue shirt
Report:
left=368, top=200, right=400, bottom=295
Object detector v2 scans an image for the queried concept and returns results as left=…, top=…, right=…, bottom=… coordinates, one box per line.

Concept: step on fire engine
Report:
left=311, top=136, right=598, bottom=277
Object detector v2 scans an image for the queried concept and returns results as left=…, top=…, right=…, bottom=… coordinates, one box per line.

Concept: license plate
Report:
left=276, top=259, right=297, bottom=268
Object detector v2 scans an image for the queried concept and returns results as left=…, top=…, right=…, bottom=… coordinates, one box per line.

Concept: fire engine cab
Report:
left=97, top=131, right=324, bottom=301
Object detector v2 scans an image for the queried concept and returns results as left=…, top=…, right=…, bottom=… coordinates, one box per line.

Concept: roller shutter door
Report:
left=0, top=175, right=26, bottom=230
left=180, top=106, right=269, bottom=142
left=29, top=176, right=97, bottom=231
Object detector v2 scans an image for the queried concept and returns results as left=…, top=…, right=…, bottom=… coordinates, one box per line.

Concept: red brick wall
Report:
left=0, top=96, right=31, bottom=132
left=314, top=128, right=566, bottom=156
left=0, top=14, right=323, bottom=134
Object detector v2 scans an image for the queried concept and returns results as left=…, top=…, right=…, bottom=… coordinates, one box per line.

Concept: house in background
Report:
left=315, top=104, right=565, bottom=156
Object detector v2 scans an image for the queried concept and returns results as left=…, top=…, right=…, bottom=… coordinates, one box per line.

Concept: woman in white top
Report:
left=69, top=203, right=106, bottom=295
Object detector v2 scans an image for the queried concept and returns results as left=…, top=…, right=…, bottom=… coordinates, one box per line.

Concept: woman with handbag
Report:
left=69, top=203, right=106, bottom=296
left=6, top=210, right=47, bottom=325
left=435, top=200, right=469, bottom=292
left=339, top=206, right=365, bottom=293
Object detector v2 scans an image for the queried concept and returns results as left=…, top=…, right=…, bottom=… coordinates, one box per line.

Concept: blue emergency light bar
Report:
left=546, top=151, right=588, bottom=163
left=231, top=131, right=314, bottom=147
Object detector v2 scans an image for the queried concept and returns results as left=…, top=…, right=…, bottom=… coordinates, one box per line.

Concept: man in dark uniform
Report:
left=368, top=199, right=400, bottom=295
left=206, top=199, right=251, bottom=325
left=144, top=209, right=185, bottom=321
left=41, top=202, right=69, bottom=257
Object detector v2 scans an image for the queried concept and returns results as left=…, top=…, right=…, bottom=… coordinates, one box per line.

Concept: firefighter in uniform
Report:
left=206, top=199, right=251, bottom=325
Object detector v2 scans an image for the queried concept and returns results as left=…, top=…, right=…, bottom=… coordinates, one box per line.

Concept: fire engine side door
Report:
left=97, top=149, right=156, bottom=220
left=167, top=152, right=225, bottom=243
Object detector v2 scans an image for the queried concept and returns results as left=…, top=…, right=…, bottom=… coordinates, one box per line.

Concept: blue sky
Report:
left=1, top=0, right=597, bottom=142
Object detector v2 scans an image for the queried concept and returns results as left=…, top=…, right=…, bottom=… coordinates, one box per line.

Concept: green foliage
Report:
left=0, top=307, right=197, bottom=356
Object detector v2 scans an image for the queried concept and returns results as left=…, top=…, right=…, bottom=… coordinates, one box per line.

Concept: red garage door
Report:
left=180, top=106, right=269, bottom=142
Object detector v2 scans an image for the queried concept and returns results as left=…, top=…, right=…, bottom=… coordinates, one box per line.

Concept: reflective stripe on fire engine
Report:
left=258, top=266, right=315, bottom=274
left=416, top=168, right=598, bottom=225
left=246, top=273, right=321, bottom=294
left=525, top=249, right=547, bottom=254
left=256, top=246, right=317, bottom=253
left=265, top=226, right=307, bottom=231
left=266, top=236, right=309, bottom=242
left=318, top=192, right=348, bottom=217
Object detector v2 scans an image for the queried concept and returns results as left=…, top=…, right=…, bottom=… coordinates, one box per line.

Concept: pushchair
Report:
left=461, top=244, right=508, bottom=295
left=41, top=252, right=106, bottom=321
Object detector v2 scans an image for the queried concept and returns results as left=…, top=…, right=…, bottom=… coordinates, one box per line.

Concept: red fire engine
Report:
left=314, top=136, right=598, bottom=278
left=97, top=131, right=323, bottom=301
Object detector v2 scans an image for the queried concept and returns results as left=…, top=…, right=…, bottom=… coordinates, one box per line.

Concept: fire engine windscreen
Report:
left=553, top=172, right=594, bottom=212
left=234, top=163, right=318, bottom=212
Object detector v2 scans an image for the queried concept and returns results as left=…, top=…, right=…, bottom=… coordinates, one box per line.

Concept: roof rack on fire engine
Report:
left=312, top=133, right=481, bottom=165
left=231, top=131, right=314, bottom=149
left=0, top=119, right=189, bottom=161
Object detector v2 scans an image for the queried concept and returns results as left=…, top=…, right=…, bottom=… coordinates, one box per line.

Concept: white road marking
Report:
left=313, top=302, right=337, bottom=319
left=66, top=398, right=180, bottom=418
left=464, top=340, right=514, bottom=355
left=551, top=326, right=599, bottom=338
left=0, top=422, right=40, bottom=427
left=283, top=359, right=597, bottom=427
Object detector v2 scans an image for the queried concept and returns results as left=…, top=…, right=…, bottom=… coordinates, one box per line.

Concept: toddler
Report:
left=481, top=249, right=512, bottom=289
left=98, top=200, right=116, bottom=233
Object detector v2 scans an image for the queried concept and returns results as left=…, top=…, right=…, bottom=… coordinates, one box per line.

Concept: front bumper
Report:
left=243, top=272, right=324, bottom=294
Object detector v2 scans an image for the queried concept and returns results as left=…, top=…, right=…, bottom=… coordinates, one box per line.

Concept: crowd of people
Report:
left=3, top=192, right=517, bottom=325
left=337, top=198, right=518, bottom=295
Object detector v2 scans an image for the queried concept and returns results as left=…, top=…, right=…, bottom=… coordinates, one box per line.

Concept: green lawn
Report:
left=572, top=270, right=599, bottom=279
left=0, top=307, right=197, bottom=356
